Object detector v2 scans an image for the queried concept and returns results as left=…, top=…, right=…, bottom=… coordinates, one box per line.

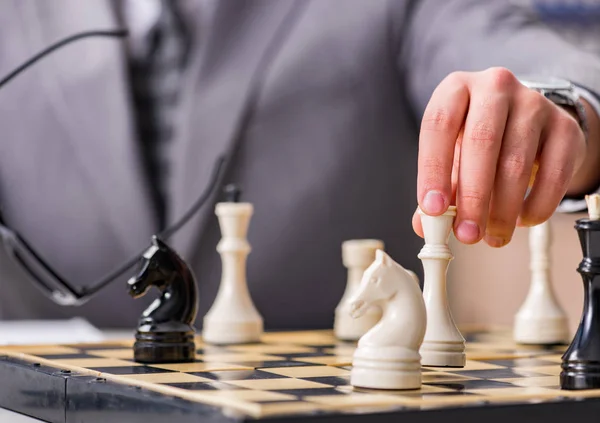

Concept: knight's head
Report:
left=349, top=250, right=407, bottom=318
left=127, top=236, right=177, bottom=298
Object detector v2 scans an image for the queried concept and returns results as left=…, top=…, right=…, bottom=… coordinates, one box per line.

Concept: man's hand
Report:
left=412, top=67, right=598, bottom=247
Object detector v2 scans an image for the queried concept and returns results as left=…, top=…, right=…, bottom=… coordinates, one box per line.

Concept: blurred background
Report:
left=0, top=0, right=599, bottom=340
left=450, top=211, right=586, bottom=335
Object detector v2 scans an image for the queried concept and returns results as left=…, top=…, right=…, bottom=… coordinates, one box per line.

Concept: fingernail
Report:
left=516, top=216, right=534, bottom=227
left=422, top=190, right=446, bottom=215
left=455, top=220, right=480, bottom=243
left=485, top=235, right=506, bottom=248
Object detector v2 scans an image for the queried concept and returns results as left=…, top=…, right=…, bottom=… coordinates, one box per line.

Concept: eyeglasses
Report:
left=0, top=29, right=227, bottom=306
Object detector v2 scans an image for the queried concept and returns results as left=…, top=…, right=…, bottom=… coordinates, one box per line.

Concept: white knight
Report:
left=349, top=250, right=426, bottom=390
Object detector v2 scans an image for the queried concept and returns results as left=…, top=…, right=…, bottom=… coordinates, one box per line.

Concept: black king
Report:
left=561, top=194, right=600, bottom=390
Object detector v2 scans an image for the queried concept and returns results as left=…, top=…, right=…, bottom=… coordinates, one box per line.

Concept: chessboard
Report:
left=2, top=328, right=600, bottom=423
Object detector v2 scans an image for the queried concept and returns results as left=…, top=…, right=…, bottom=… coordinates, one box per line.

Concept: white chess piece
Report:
left=587, top=194, right=600, bottom=220
left=349, top=250, right=426, bottom=390
left=334, top=239, right=384, bottom=341
left=202, top=201, right=263, bottom=344
left=418, top=206, right=465, bottom=367
left=514, top=219, right=569, bottom=344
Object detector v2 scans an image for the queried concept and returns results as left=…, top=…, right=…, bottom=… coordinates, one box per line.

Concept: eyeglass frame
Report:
left=0, top=29, right=227, bottom=306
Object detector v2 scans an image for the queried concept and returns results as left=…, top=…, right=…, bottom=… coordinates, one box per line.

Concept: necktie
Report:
left=128, top=0, right=190, bottom=229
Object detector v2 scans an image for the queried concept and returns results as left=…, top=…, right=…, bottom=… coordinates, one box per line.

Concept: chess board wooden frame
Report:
left=2, top=329, right=600, bottom=423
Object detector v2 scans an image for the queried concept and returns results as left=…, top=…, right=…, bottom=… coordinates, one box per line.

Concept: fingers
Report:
left=454, top=70, right=511, bottom=244
left=414, top=67, right=585, bottom=247
left=417, top=72, right=469, bottom=216
left=483, top=89, right=547, bottom=247
left=412, top=208, right=423, bottom=238
left=520, top=106, right=585, bottom=225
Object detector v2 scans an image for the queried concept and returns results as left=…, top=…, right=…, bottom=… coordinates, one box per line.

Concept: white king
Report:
left=203, top=200, right=263, bottom=344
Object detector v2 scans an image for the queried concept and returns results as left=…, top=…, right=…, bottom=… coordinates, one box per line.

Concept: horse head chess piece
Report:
left=348, top=250, right=426, bottom=390
left=128, top=236, right=199, bottom=363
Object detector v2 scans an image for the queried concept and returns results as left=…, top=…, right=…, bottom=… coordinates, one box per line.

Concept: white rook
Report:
left=418, top=206, right=465, bottom=367
left=203, top=201, right=263, bottom=344
left=514, top=219, right=568, bottom=344
left=334, top=239, right=384, bottom=340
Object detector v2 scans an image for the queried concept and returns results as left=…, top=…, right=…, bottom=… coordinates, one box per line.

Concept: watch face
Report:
left=518, top=76, right=573, bottom=90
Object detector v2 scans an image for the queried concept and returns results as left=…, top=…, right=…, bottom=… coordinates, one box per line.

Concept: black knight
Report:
left=128, top=236, right=199, bottom=363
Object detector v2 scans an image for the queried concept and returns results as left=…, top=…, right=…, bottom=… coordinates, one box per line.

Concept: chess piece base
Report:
left=351, top=346, right=421, bottom=390
left=514, top=316, right=569, bottom=345
left=420, top=341, right=466, bottom=367
left=334, top=307, right=381, bottom=341
left=202, top=319, right=263, bottom=345
left=560, top=361, right=600, bottom=390
left=134, top=331, right=195, bottom=364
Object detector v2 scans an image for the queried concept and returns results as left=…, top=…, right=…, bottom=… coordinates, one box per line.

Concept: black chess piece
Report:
left=561, top=218, right=600, bottom=389
left=223, top=183, right=242, bottom=203
left=127, top=236, right=198, bottom=363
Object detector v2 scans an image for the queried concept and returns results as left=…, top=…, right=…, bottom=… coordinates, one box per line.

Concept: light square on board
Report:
left=302, top=376, right=350, bottom=386
left=453, top=368, right=549, bottom=379
left=502, top=376, right=558, bottom=387
left=536, top=354, right=563, bottom=363
left=465, top=350, right=541, bottom=361
left=7, top=345, right=81, bottom=355
left=226, top=377, right=331, bottom=391
left=468, top=386, right=558, bottom=399
left=198, top=389, right=297, bottom=402
left=198, top=353, right=283, bottom=362
left=226, top=345, right=316, bottom=354
left=85, top=349, right=134, bottom=359
left=304, top=392, right=406, bottom=407
left=299, top=356, right=353, bottom=366
left=422, top=372, right=476, bottom=383
left=50, top=357, right=142, bottom=368
left=261, top=331, right=336, bottom=346
left=323, top=345, right=356, bottom=356
left=262, top=366, right=349, bottom=378
left=453, top=360, right=505, bottom=371
left=480, top=358, right=559, bottom=368
left=196, top=370, right=295, bottom=381
left=152, top=362, right=254, bottom=372
left=119, top=372, right=213, bottom=384
left=426, top=379, right=517, bottom=391
left=516, top=365, right=561, bottom=376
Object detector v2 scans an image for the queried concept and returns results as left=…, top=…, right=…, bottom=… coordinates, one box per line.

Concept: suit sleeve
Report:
left=399, top=0, right=600, bottom=116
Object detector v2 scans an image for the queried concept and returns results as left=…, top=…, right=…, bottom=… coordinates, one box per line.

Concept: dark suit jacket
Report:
left=0, top=0, right=599, bottom=328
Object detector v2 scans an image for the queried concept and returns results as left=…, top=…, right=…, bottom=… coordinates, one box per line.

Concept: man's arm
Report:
left=399, top=0, right=600, bottom=246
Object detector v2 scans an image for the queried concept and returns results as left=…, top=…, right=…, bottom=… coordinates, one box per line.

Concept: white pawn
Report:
left=514, top=219, right=569, bottom=344
left=418, top=206, right=465, bottom=367
left=349, top=250, right=426, bottom=390
left=203, top=190, right=263, bottom=344
left=334, top=239, right=384, bottom=341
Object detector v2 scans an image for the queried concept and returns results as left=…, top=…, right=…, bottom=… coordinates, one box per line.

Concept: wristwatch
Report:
left=519, top=76, right=588, bottom=141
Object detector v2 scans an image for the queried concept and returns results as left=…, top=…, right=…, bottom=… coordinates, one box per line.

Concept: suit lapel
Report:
left=169, top=0, right=306, bottom=254
left=18, top=0, right=155, bottom=252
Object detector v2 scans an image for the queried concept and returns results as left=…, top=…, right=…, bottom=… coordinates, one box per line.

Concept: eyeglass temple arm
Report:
left=79, top=155, right=228, bottom=297
left=0, top=29, right=128, bottom=90
left=8, top=154, right=227, bottom=300
left=0, top=27, right=228, bottom=301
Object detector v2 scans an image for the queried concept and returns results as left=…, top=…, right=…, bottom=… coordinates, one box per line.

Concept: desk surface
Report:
left=0, top=408, right=42, bottom=423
